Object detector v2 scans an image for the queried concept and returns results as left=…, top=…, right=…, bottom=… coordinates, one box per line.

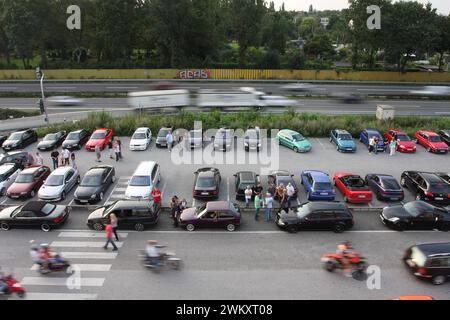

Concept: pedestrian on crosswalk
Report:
left=110, top=213, right=119, bottom=242
left=103, top=224, right=118, bottom=251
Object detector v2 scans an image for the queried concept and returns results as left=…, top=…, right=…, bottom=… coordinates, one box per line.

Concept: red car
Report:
left=334, top=173, right=373, bottom=204
left=415, top=130, right=449, bottom=154
left=385, top=129, right=416, bottom=153
left=6, top=166, right=51, bottom=199
left=85, top=128, right=114, bottom=152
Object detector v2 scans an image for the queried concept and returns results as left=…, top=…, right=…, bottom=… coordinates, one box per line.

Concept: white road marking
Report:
left=11, top=293, right=98, bottom=300
left=21, top=277, right=105, bottom=287
left=106, top=87, right=139, bottom=90
left=192, top=198, right=196, bottom=207
left=51, top=241, right=124, bottom=248
left=31, top=264, right=111, bottom=272
left=0, top=87, right=18, bottom=90
left=315, top=138, right=326, bottom=150
left=58, top=231, right=128, bottom=238
left=357, top=89, right=410, bottom=92
left=61, top=252, right=118, bottom=259
left=68, top=199, right=74, bottom=207
left=46, top=87, right=77, bottom=90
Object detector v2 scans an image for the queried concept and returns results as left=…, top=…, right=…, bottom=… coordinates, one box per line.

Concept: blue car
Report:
left=300, top=170, right=336, bottom=201
left=360, top=129, right=386, bottom=152
left=330, top=129, right=357, bottom=153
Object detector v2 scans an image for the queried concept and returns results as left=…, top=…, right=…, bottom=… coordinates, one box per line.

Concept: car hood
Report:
left=38, top=141, right=55, bottom=148
left=75, top=186, right=102, bottom=198
left=338, top=140, right=356, bottom=148
left=3, top=140, right=19, bottom=146
left=293, top=140, right=312, bottom=149
left=180, top=208, right=197, bottom=221
left=429, top=141, right=448, bottom=149
left=8, top=182, right=35, bottom=193
left=86, top=140, right=104, bottom=147
left=0, top=206, right=20, bottom=219
left=39, top=184, right=64, bottom=197
left=130, top=139, right=147, bottom=145
left=397, top=141, right=416, bottom=149
left=88, top=207, right=106, bottom=221
left=382, top=206, right=410, bottom=219
left=125, top=185, right=151, bottom=198
left=63, top=139, right=79, bottom=145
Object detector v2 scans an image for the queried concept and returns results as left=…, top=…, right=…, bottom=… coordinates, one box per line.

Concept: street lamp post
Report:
left=36, top=67, right=50, bottom=126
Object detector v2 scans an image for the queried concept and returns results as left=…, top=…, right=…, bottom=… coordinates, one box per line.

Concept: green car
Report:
left=277, top=129, right=312, bottom=153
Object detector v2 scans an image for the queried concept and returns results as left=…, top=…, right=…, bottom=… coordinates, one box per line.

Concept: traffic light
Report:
left=38, top=98, right=45, bottom=114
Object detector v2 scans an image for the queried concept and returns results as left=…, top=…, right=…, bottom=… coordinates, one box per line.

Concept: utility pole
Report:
left=36, top=67, right=50, bottom=126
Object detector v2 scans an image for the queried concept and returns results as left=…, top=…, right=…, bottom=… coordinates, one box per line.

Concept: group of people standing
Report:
left=48, top=148, right=77, bottom=170
left=169, top=195, right=188, bottom=227
left=105, top=137, right=122, bottom=162
left=368, top=136, right=398, bottom=156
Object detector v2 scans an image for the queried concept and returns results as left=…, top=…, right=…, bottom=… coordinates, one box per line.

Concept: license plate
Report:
left=11, top=196, right=19, bottom=199
left=435, top=197, right=444, bottom=201
left=320, top=193, right=328, bottom=196
left=201, top=192, right=209, bottom=195
left=79, top=200, right=88, bottom=203
left=358, top=195, right=366, bottom=198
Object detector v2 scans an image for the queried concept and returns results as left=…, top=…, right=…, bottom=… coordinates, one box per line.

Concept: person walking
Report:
left=70, top=152, right=77, bottom=170
left=264, top=193, right=274, bottom=222
left=389, top=139, right=397, bottom=156
left=35, top=152, right=43, bottom=166
left=63, top=148, right=70, bottom=166
left=103, top=223, right=118, bottom=251
left=254, top=193, right=262, bottom=221
left=108, top=139, right=114, bottom=159
left=95, top=144, right=102, bottom=163
left=50, top=150, right=59, bottom=170
left=113, top=141, right=120, bottom=162
left=151, top=186, right=162, bottom=205
left=368, top=136, right=375, bottom=155
left=116, top=138, right=123, bottom=160
left=110, top=213, right=119, bottom=242
left=166, top=131, right=174, bottom=153
left=58, top=152, right=65, bottom=167
left=286, top=182, right=295, bottom=209
left=244, top=186, right=253, bottom=208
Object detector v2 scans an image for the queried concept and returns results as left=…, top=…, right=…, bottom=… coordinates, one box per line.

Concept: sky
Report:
left=272, top=0, right=450, bottom=15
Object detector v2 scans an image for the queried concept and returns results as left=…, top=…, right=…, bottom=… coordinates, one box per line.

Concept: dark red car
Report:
left=6, top=166, right=51, bottom=199
left=415, top=130, right=449, bottom=154
left=386, top=129, right=416, bottom=153
left=334, top=173, right=373, bottom=204
left=85, top=128, right=114, bottom=152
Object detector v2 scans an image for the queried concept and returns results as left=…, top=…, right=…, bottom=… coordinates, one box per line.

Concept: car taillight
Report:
left=54, top=214, right=65, bottom=224
left=418, top=267, right=427, bottom=276
left=212, top=190, right=219, bottom=195
left=447, top=194, right=450, bottom=199
left=424, top=191, right=433, bottom=197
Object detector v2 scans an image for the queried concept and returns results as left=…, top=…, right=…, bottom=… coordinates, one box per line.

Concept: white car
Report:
left=130, top=127, right=152, bottom=151
left=38, top=167, right=80, bottom=201
left=0, top=163, right=21, bottom=196
left=258, top=95, right=296, bottom=107
left=410, top=86, right=450, bottom=96
left=125, top=162, right=161, bottom=200
left=46, top=96, right=84, bottom=106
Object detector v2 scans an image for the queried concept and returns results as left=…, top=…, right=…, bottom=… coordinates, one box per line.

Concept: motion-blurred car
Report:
left=365, top=174, right=404, bottom=201
left=179, top=201, right=241, bottom=232
left=46, top=96, right=84, bottom=106
left=62, top=129, right=91, bottom=150
left=213, top=128, right=234, bottom=152
left=0, top=201, right=70, bottom=232
left=2, top=129, right=38, bottom=151
left=330, top=129, right=357, bottom=153
left=130, top=127, right=152, bottom=151
left=234, top=171, right=260, bottom=200
left=37, top=131, right=67, bottom=151
left=334, top=173, right=373, bottom=204
left=280, top=83, right=317, bottom=95
left=385, top=129, right=416, bottom=153
left=409, top=86, right=450, bottom=96
left=268, top=170, right=298, bottom=199
left=186, top=129, right=203, bottom=149
left=193, top=167, right=221, bottom=199
left=277, top=129, right=312, bottom=153
left=360, top=128, right=386, bottom=152
left=85, top=128, right=114, bottom=151
left=415, top=130, right=449, bottom=154
left=38, top=167, right=80, bottom=202
left=380, top=201, right=450, bottom=231
left=0, top=163, right=21, bottom=196
left=74, top=165, right=116, bottom=204
left=6, top=165, right=51, bottom=199
left=0, top=151, right=34, bottom=167
left=331, top=92, right=364, bottom=104
left=244, top=126, right=261, bottom=152
left=300, top=170, right=335, bottom=201
left=258, top=95, right=296, bottom=107
left=155, top=127, right=174, bottom=148
left=400, top=171, right=450, bottom=206
left=438, top=130, right=450, bottom=146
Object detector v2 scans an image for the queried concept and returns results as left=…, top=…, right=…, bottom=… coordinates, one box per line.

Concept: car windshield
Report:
left=67, top=133, right=80, bottom=140
left=339, top=134, right=352, bottom=141
left=196, top=204, right=207, bottom=214
left=404, top=202, right=431, bottom=217
left=158, top=129, right=169, bottom=137
left=104, top=202, right=117, bottom=216
left=132, top=133, right=147, bottom=139
left=296, top=205, right=312, bottom=218
left=197, top=177, right=215, bottom=188
left=46, top=175, right=64, bottom=186
left=91, top=132, right=106, bottom=140
left=15, top=174, right=34, bottom=183
left=314, top=182, right=332, bottom=191
left=429, top=136, right=442, bottom=142
left=130, top=176, right=151, bottom=186
left=43, top=134, right=57, bottom=141
left=429, top=182, right=450, bottom=193
left=8, top=133, right=22, bottom=140
left=246, top=130, right=260, bottom=139
left=292, top=134, right=304, bottom=142
left=396, top=134, right=410, bottom=141
left=381, top=178, right=401, bottom=190
left=41, top=203, right=56, bottom=216
left=190, top=131, right=202, bottom=138
left=81, top=175, right=102, bottom=187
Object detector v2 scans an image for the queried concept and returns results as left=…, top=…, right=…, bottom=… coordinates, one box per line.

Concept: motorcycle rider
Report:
left=336, top=241, right=354, bottom=277
left=30, top=245, right=44, bottom=267
left=40, top=244, right=64, bottom=271
left=0, top=269, right=8, bottom=294
left=146, top=240, right=162, bottom=267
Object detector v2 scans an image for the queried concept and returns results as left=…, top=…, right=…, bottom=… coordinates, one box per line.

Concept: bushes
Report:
left=0, top=108, right=40, bottom=120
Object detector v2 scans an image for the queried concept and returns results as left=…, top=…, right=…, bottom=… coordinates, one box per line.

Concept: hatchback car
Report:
left=276, top=202, right=354, bottom=233
left=155, top=127, right=174, bottom=148
left=415, top=130, right=448, bottom=154
left=125, top=162, right=161, bottom=200
left=0, top=151, right=34, bottom=167
left=186, top=129, right=204, bottom=149
left=179, top=201, right=241, bottom=232
left=438, top=130, right=450, bottom=146
left=365, top=174, right=404, bottom=201
left=130, top=127, right=152, bottom=151
left=38, top=167, right=80, bottom=201
left=37, top=131, right=67, bottom=151
left=244, top=126, right=262, bottom=152
left=300, top=170, right=335, bottom=201
left=62, top=129, right=91, bottom=150
left=0, top=163, right=21, bottom=196
left=234, top=171, right=260, bottom=200
left=213, top=128, right=234, bottom=152
left=2, top=129, right=38, bottom=151
left=330, top=129, right=357, bottom=153
left=360, top=129, right=386, bottom=152
left=74, top=165, right=116, bottom=204
left=334, top=173, right=373, bottom=204
left=385, top=129, right=416, bottom=153
left=193, top=168, right=221, bottom=199
left=277, top=129, right=312, bottom=153
left=85, top=128, right=114, bottom=151
left=87, top=200, right=161, bottom=231
left=403, top=242, right=450, bottom=285
left=7, top=166, right=51, bottom=199
left=400, top=171, right=450, bottom=206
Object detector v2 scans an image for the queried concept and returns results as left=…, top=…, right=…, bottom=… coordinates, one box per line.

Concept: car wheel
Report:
left=432, top=275, right=446, bottom=285
left=439, top=224, right=450, bottom=232
left=186, top=224, right=195, bottom=232
left=287, top=225, right=298, bottom=234
left=333, top=223, right=345, bottom=233
left=325, top=261, right=336, bottom=272
left=1, top=222, right=11, bottom=231
left=396, top=222, right=406, bottom=231
left=30, top=190, right=35, bottom=198
left=41, top=224, right=51, bottom=232
left=226, top=224, right=236, bottom=232
left=135, top=223, right=145, bottom=232
left=61, top=191, right=66, bottom=200
left=376, top=193, right=383, bottom=201
left=293, top=147, right=299, bottom=153
left=93, top=223, right=104, bottom=231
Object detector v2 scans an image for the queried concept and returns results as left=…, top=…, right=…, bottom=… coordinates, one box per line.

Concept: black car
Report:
left=234, top=171, right=260, bottom=200
left=436, top=172, right=450, bottom=184
left=365, top=174, right=404, bottom=201
left=438, top=130, right=450, bottom=146
left=268, top=170, right=298, bottom=199
left=401, top=171, right=450, bottom=206
left=87, top=200, right=160, bottom=231
left=74, top=165, right=116, bottom=204
left=2, top=129, right=38, bottom=151
left=0, top=151, right=34, bottom=167
left=380, top=201, right=450, bottom=231
left=0, top=135, right=8, bottom=148
left=403, top=242, right=450, bottom=285
left=276, top=202, right=354, bottom=233
left=0, top=201, right=70, bottom=232
left=37, top=131, right=67, bottom=151
left=193, top=167, right=221, bottom=199
left=62, top=129, right=91, bottom=150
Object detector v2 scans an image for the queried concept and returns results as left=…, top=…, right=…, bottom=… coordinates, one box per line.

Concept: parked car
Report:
left=74, top=165, right=116, bottom=204
left=403, top=242, right=450, bottom=285
left=359, top=129, right=386, bottom=152
left=62, top=129, right=91, bottom=150
left=186, top=129, right=203, bottom=149
left=2, top=129, right=38, bottom=151
left=385, top=129, right=417, bottom=153
left=85, top=128, right=114, bottom=151
left=334, top=173, right=373, bottom=204
left=380, top=201, right=450, bottom=231
left=37, top=131, right=67, bottom=151
left=87, top=200, right=160, bottom=231
left=213, top=128, right=234, bottom=152
left=6, top=166, right=51, bottom=199
left=365, top=174, right=404, bottom=201
left=436, top=172, right=450, bottom=184
left=300, top=170, right=335, bottom=201
left=193, top=167, right=221, bottom=199
left=415, top=130, right=449, bottom=154
left=277, top=129, right=312, bottom=153
left=234, top=171, right=260, bottom=200
left=46, top=96, right=84, bottom=106
left=125, top=161, right=160, bottom=200
left=0, top=163, right=22, bottom=196
left=155, top=127, right=174, bottom=148
left=276, top=202, right=354, bottom=233
left=244, top=126, right=262, bottom=152
left=0, top=201, right=70, bottom=232
left=438, top=130, right=450, bottom=146
left=0, top=151, right=34, bottom=167
left=0, top=134, right=8, bottom=147
left=129, top=127, right=152, bottom=151
left=400, top=171, right=450, bottom=206
left=38, top=167, right=80, bottom=202
left=179, top=201, right=241, bottom=232
left=329, top=129, right=357, bottom=153
left=269, top=170, right=298, bottom=199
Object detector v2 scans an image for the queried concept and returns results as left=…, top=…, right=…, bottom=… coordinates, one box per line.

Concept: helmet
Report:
left=148, top=240, right=158, bottom=245
left=343, top=241, right=352, bottom=248
left=40, top=243, right=49, bottom=249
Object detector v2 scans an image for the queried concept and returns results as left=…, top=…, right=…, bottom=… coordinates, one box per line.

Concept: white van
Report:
left=125, top=162, right=161, bottom=200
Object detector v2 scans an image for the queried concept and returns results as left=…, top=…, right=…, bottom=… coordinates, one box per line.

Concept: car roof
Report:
left=420, top=173, right=444, bottom=183
left=69, top=129, right=84, bottom=134
left=86, top=168, right=108, bottom=176
left=271, top=170, right=291, bottom=176
left=335, top=129, right=350, bottom=135
left=0, top=163, right=16, bottom=173
left=414, top=242, right=450, bottom=257
left=206, top=201, right=230, bottom=211
left=237, top=171, right=256, bottom=181
left=364, top=128, right=381, bottom=134
left=306, top=202, right=349, bottom=211
left=135, top=127, right=150, bottom=132
left=280, top=129, right=299, bottom=135
left=420, top=130, right=439, bottom=136
left=22, top=201, right=49, bottom=212
left=133, top=162, right=157, bottom=175
left=112, top=200, right=153, bottom=209
left=51, top=167, right=74, bottom=175
left=93, top=128, right=109, bottom=133
left=21, top=166, right=44, bottom=174
left=306, top=171, right=330, bottom=182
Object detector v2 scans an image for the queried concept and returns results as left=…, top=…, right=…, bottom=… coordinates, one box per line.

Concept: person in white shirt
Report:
left=166, top=132, right=174, bottom=153
left=35, top=152, right=44, bottom=166
left=146, top=240, right=161, bottom=266
left=244, top=186, right=253, bottom=208
left=286, top=183, right=295, bottom=208
left=63, top=148, right=70, bottom=166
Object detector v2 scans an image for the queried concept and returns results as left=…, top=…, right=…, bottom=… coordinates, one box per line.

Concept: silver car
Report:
left=46, top=96, right=84, bottom=106
left=244, top=127, right=262, bottom=152
left=186, top=130, right=203, bottom=149
left=214, top=128, right=234, bottom=152
left=38, top=167, right=80, bottom=201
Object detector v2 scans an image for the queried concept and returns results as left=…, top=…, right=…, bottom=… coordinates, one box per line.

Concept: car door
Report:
left=199, top=210, right=216, bottom=228
left=218, top=210, right=235, bottom=227
left=404, top=172, right=418, bottom=190
left=331, top=131, right=337, bottom=145
left=302, top=211, right=324, bottom=230
left=413, top=211, right=436, bottom=230
left=360, top=131, right=368, bottom=146
left=64, top=170, right=75, bottom=193
left=13, top=210, right=36, bottom=227
left=415, top=176, right=427, bottom=197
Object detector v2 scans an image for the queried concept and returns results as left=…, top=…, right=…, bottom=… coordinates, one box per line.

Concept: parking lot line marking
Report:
left=68, top=199, right=74, bottom=207
left=31, top=264, right=112, bottom=272
left=61, top=252, right=118, bottom=259
left=11, top=293, right=98, bottom=300
left=51, top=241, right=124, bottom=248
left=113, top=188, right=127, bottom=192
left=315, top=138, right=326, bottom=150
left=0, top=198, right=7, bottom=205
left=104, top=182, right=121, bottom=205
left=58, top=231, right=128, bottom=238
left=192, top=198, right=196, bottom=207
left=21, top=277, right=105, bottom=287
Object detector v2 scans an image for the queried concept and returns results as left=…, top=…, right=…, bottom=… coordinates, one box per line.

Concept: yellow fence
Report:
left=1, top=69, right=450, bottom=82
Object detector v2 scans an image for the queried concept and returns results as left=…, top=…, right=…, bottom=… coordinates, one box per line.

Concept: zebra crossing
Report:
left=14, top=230, right=128, bottom=300
left=104, top=176, right=131, bottom=205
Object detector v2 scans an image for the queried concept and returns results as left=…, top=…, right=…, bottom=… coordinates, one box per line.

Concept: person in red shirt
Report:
left=151, top=187, right=162, bottom=205
left=103, top=224, right=118, bottom=251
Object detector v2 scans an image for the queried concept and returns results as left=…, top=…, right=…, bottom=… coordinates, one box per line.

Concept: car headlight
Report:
left=21, top=192, right=28, bottom=195
left=258, top=143, right=262, bottom=147
left=244, top=142, right=249, bottom=147
left=278, top=220, right=286, bottom=226
left=91, top=194, right=97, bottom=199
left=388, top=217, right=400, bottom=223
